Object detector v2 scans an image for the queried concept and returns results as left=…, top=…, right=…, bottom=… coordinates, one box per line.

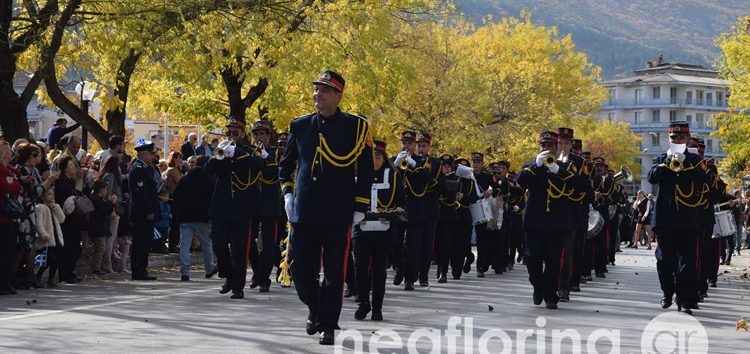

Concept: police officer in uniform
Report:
left=249, top=119, right=281, bottom=293
left=128, top=140, right=160, bottom=280
left=416, top=132, right=444, bottom=286
left=205, top=117, right=267, bottom=299
left=278, top=71, right=373, bottom=345
left=649, top=121, right=706, bottom=314
left=516, top=131, right=578, bottom=309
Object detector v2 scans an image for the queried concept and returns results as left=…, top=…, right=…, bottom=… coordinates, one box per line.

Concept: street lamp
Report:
left=75, top=81, right=97, bottom=151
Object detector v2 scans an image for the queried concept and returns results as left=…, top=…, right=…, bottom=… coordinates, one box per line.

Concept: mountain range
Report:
left=456, top=0, right=750, bottom=78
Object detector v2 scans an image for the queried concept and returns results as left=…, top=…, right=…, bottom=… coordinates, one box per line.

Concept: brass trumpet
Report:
left=668, top=154, right=683, bottom=172
left=544, top=154, right=557, bottom=168
left=398, top=148, right=412, bottom=170
left=215, top=140, right=235, bottom=160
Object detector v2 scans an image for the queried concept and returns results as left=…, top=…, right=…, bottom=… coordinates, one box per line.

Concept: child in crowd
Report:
left=89, top=181, right=116, bottom=276
left=153, top=190, right=172, bottom=254
left=34, top=187, right=65, bottom=287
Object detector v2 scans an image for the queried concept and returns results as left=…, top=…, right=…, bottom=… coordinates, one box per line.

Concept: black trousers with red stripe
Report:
left=524, top=229, right=566, bottom=304
left=289, top=223, right=351, bottom=332
left=250, top=216, right=279, bottom=288
left=698, top=226, right=720, bottom=293
left=211, top=218, right=251, bottom=291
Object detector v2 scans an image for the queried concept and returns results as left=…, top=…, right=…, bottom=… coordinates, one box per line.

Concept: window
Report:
left=686, top=114, right=692, bottom=125
left=651, top=133, right=661, bottom=146
left=717, top=92, right=724, bottom=106
left=686, top=91, right=693, bottom=104
left=653, top=87, right=661, bottom=100
left=697, top=90, right=704, bottom=105
left=635, top=89, right=643, bottom=104
left=608, top=89, right=616, bottom=105
left=706, top=139, right=713, bottom=152
left=651, top=110, right=660, bottom=123
left=634, top=111, right=642, bottom=124
left=697, top=113, right=704, bottom=128
left=670, top=87, right=678, bottom=104
left=706, top=92, right=713, bottom=106
left=607, top=113, right=615, bottom=121
left=669, top=110, right=677, bottom=122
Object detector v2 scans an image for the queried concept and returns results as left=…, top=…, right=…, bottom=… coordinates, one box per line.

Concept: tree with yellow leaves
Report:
left=715, top=16, right=750, bottom=178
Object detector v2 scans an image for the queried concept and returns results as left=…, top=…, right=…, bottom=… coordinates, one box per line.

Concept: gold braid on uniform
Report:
left=258, top=150, right=279, bottom=185
left=312, top=117, right=369, bottom=174
left=377, top=170, right=399, bottom=210
left=404, top=173, right=429, bottom=197
left=675, top=181, right=706, bottom=209
left=230, top=153, right=261, bottom=199
left=546, top=181, right=573, bottom=212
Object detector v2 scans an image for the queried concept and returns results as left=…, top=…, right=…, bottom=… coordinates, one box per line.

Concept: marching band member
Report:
left=278, top=71, right=373, bottom=345
left=579, top=150, right=595, bottom=283
left=455, top=158, right=479, bottom=279
left=555, top=128, right=587, bottom=302
left=649, top=121, right=706, bottom=314
left=248, top=119, right=280, bottom=293
left=416, top=133, right=444, bottom=287
left=488, top=161, right=511, bottom=275
left=569, top=138, right=591, bottom=293
left=472, top=152, right=496, bottom=278
left=506, top=168, right=526, bottom=268
left=394, top=131, right=430, bottom=290
left=352, top=139, right=405, bottom=321
left=205, top=117, right=266, bottom=299
left=435, top=154, right=459, bottom=282
left=516, top=130, right=579, bottom=309
left=692, top=137, right=723, bottom=300
left=591, top=156, right=615, bottom=278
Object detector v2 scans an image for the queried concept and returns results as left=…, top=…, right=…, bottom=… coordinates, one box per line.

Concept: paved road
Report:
left=1, top=248, right=748, bottom=353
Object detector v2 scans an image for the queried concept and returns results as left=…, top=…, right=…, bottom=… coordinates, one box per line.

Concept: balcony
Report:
left=601, top=98, right=728, bottom=111
left=630, top=121, right=715, bottom=134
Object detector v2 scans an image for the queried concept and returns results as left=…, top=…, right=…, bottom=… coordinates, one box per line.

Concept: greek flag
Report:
left=34, top=249, right=48, bottom=269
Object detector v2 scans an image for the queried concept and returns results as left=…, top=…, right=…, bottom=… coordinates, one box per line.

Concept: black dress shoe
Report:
left=344, top=287, right=357, bottom=298
left=0, top=289, right=10, bottom=295
left=230, top=290, right=244, bottom=299
left=595, top=273, right=606, bottom=278
left=259, top=286, right=270, bottom=293
left=419, top=281, right=429, bottom=287
left=132, top=275, right=157, bottom=281
left=205, top=267, right=218, bottom=279
left=319, top=330, right=334, bottom=345
left=477, top=271, right=485, bottom=278
left=463, top=263, right=471, bottom=274
left=393, top=271, right=404, bottom=286
left=570, top=285, right=581, bottom=292
left=371, top=309, right=383, bottom=321
left=545, top=302, right=558, bottom=309
left=219, top=279, right=232, bottom=294
left=585, top=275, right=593, bottom=281
left=404, top=282, right=414, bottom=291
left=661, top=296, right=673, bottom=309
left=181, top=275, right=190, bottom=281
left=249, top=279, right=259, bottom=289
left=452, top=274, right=461, bottom=280
left=306, top=319, right=317, bottom=335
left=437, top=275, right=447, bottom=284
left=355, top=303, right=371, bottom=320
left=533, top=291, right=543, bottom=305
left=709, top=281, right=717, bottom=288
left=558, top=290, right=570, bottom=302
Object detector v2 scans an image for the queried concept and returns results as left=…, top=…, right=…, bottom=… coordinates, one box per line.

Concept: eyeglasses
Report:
left=227, top=130, right=243, bottom=137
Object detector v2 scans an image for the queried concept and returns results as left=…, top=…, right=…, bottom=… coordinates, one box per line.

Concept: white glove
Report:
left=224, top=145, right=235, bottom=158
left=394, top=151, right=408, bottom=164
left=260, top=148, right=269, bottom=159
left=353, top=211, right=365, bottom=225
left=548, top=163, right=560, bottom=174
left=535, top=151, right=550, bottom=167
left=674, top=152, right=685, bottom=162
left=284, top=193, right=294, bottom=219
left=405, top=155, right=417, bottom=168
left=512, top=205, right=520, bottom=212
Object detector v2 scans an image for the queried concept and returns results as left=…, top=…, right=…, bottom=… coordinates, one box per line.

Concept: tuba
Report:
left=612, top=165, right=633, bottom=184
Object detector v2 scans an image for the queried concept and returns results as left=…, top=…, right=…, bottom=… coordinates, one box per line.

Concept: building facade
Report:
left=595, top=57, right=728, bottom=194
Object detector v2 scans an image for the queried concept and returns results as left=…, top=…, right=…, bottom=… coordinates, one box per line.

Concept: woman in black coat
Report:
left=54, top=156, right=83, bottom=283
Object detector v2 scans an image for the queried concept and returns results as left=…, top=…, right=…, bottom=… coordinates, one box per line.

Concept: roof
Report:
left=601, top=73, right=728, bottom=87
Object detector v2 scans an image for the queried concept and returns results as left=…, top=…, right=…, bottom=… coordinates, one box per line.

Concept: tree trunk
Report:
left=104, top=49, right=141, bottom=138
left=0, top=92, right=30, bottom=141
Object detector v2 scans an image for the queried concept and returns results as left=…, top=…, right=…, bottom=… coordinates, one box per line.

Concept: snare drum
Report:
left=470, top=198, right=493, bottom=225
left=712, top=210, right=736, bottom=239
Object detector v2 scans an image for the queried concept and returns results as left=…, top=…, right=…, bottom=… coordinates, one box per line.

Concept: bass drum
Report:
left=587, top=209, right=604, bottom=239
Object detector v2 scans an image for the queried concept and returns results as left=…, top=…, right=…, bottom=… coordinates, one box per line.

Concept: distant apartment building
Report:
left=595, top=56, right=728, bottom=194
